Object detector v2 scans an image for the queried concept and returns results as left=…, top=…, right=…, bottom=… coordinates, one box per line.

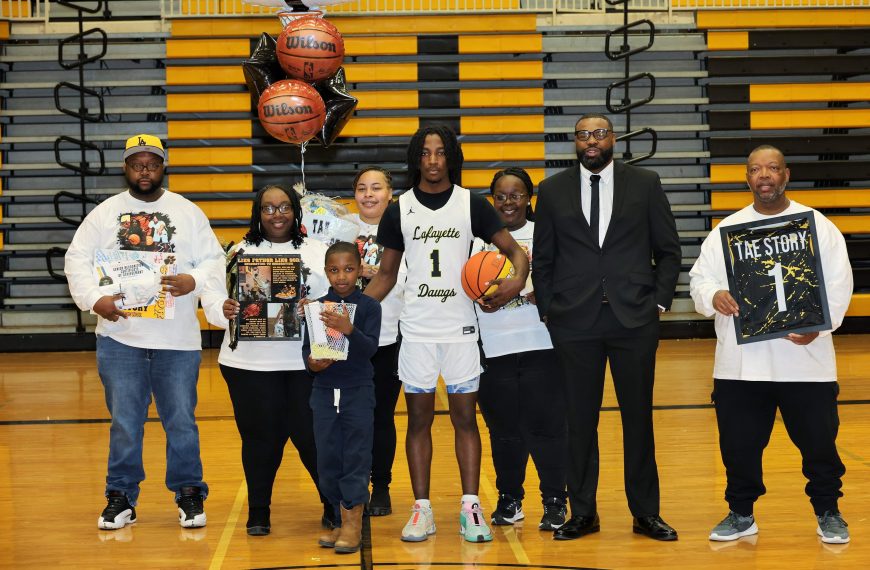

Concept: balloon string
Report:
left=301, top=140, right=310, bottom=194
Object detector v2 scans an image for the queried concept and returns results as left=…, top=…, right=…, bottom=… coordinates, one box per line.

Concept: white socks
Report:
left=461, top=494, right=481, bottom=508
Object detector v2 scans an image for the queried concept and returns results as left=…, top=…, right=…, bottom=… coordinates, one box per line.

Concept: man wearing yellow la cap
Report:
left=64, top=134, right=225, bottom=531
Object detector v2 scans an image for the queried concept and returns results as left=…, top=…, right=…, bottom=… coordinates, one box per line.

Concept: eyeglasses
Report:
left=261, top=203, right=293, bottom=215
left=127, top=161, right=163, bottom=172
left=574, top=128, right=611, bottom=142
left=493, top=193, right=527, bottom=204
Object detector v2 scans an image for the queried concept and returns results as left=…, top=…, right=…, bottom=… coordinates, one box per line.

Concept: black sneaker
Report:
left=98, top=491, right=137, bottom=530
left=491, top=494, right=524, bottom=525
left=247, top=507, right=271, bottom=536
left=539, top=497, right=567, bottom=530
left=177, top=486, right=207, bottom=528
left=369, top=486, right=392, bottom=516
left=322, top=502, right=338, bottom=529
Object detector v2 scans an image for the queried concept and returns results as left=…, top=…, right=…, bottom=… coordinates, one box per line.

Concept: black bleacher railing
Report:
left=605, top=0, right=657, bottom=165
left=50, top=0, right=110, bottom=332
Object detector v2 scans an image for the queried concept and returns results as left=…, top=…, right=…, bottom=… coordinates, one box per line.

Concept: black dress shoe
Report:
left=553, top=514, right=600, bottom=540
left=632, top=515, right=678, bottom=541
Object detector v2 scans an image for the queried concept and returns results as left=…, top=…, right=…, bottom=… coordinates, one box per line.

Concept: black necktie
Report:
left=590, top=174, right=601, bottom=246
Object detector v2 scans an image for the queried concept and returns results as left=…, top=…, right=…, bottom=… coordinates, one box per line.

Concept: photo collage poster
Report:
left=236, top=254, right=303, bottom=341
left=94, top=248, right=177, bottom=319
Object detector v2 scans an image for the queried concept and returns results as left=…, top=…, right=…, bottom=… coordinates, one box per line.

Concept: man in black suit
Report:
left=532, top=114, right=681, bottom=541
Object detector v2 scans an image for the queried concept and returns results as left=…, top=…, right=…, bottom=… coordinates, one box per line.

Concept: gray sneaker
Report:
left=709, top=511, right=758, bottom=541
left=816, top=511, right=850, bottom=544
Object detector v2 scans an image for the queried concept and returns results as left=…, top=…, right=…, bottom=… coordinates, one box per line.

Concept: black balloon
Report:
left=313, top=67, right=357, bottom=148
left=283, top=0, right=310, bottom=10
left=242, top=31, right=356, bottom=147
left=242, top=33, right=284, bottom=108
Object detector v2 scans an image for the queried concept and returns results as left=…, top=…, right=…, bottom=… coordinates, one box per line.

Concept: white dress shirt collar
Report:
left=579, top=160, right=614, bottom=187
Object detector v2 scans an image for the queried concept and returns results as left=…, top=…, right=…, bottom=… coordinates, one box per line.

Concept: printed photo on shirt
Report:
left=116, top=212, right=176, bottom=252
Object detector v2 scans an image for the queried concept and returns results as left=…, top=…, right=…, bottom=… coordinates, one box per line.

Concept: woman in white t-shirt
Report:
left=473, top=168, right=568, bottom=531
left=201, top=184, right=333, bottom=536
left=350, top=166, right=404, bottom=516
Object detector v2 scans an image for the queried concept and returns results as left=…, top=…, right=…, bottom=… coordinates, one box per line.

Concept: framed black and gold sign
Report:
left=720, top=211, right=831, bottom=345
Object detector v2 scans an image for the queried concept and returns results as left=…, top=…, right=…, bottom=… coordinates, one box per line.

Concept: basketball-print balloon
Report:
left=276, top=16, right=345, bottom=82
left=257, top=79, right=326, bottom=144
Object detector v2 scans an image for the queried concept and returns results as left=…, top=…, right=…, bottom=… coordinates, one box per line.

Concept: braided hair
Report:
left=406, top=124, right=464, bottom=188
left=244, top=184, right=305, bottom=248
left=490, top=167, right=535, bottom=222
left=352, top=165, right=393, bottom=190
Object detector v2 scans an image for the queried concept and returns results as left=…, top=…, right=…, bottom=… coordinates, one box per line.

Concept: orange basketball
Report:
left=127, top=234, right=141, bottom=246
left=461, top=250, right=514, bottom=301
left=277, top=16, right=345, bottom=82
left=257, top=80, right=326, bottom=144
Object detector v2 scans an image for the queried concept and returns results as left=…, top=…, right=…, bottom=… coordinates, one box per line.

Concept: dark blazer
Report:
left=532, top=161, right=681, bottom=337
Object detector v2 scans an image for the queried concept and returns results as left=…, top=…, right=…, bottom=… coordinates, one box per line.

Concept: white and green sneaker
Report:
left=401, top=502, right=436, bottom=542
left=817, top=511, right=850, bottom=544
left=709, top=511, right=758, bottom=541
left=460, top=503, right=494, bottom=543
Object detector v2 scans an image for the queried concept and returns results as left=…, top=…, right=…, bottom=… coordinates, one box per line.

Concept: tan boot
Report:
left=334, top=504, right=363, bottom=554
left=318, top=527, right=341, bottom=548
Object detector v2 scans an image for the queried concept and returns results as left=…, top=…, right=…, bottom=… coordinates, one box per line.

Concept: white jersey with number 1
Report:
left=399, top=186, right=478, bottom=343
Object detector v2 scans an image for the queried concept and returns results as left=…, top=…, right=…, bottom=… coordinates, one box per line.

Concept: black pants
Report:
left=478, top=348, right=568, bottom=503
left=220, top=365, right=325, bottom=513
left=712, top=379, right=845, bottom=516
left=552, top=305, right=661, bottom=518
left=371, top=342, right=402, bottom=489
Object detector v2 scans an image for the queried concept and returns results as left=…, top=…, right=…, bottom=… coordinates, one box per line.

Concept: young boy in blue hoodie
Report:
left=303, top=241, right=381, bottom=554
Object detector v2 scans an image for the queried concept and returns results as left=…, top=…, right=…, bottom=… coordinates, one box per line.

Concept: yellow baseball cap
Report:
left=123, top=134, right=166, bottom=161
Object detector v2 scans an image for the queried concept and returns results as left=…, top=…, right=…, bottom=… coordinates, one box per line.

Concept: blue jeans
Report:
left=96, top=335, right=208, bottom=506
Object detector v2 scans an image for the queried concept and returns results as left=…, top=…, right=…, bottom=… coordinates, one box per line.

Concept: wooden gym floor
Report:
left=1, top=336, right=869, bottom=569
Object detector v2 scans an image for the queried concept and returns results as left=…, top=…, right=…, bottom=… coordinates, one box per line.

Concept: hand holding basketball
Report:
left=462, top=250, right=513, bottom=301
left=481, top=275, right=525, bottom=309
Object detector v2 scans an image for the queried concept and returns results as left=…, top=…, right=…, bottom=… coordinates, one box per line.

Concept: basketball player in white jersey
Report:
left=364, top=125, right=529, bottom=543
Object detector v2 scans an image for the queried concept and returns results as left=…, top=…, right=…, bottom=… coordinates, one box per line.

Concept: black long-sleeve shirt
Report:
left=302, top=287, right=381, bottom=389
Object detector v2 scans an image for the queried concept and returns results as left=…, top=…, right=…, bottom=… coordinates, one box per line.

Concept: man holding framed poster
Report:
left=689, top=146, right=853, bottom=544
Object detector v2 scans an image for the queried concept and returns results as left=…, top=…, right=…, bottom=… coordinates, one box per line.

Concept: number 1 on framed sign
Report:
left=720, top=212, right=831, bottom=344
left=767, top=262, right=787, bottom=313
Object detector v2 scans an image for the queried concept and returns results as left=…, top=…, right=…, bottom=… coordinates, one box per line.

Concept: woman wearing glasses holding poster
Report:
left=201, top=184, right=335, bottom=536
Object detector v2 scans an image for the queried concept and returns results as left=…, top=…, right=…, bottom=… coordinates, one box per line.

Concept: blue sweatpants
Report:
left=311, top=384, right=375, bottom=523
